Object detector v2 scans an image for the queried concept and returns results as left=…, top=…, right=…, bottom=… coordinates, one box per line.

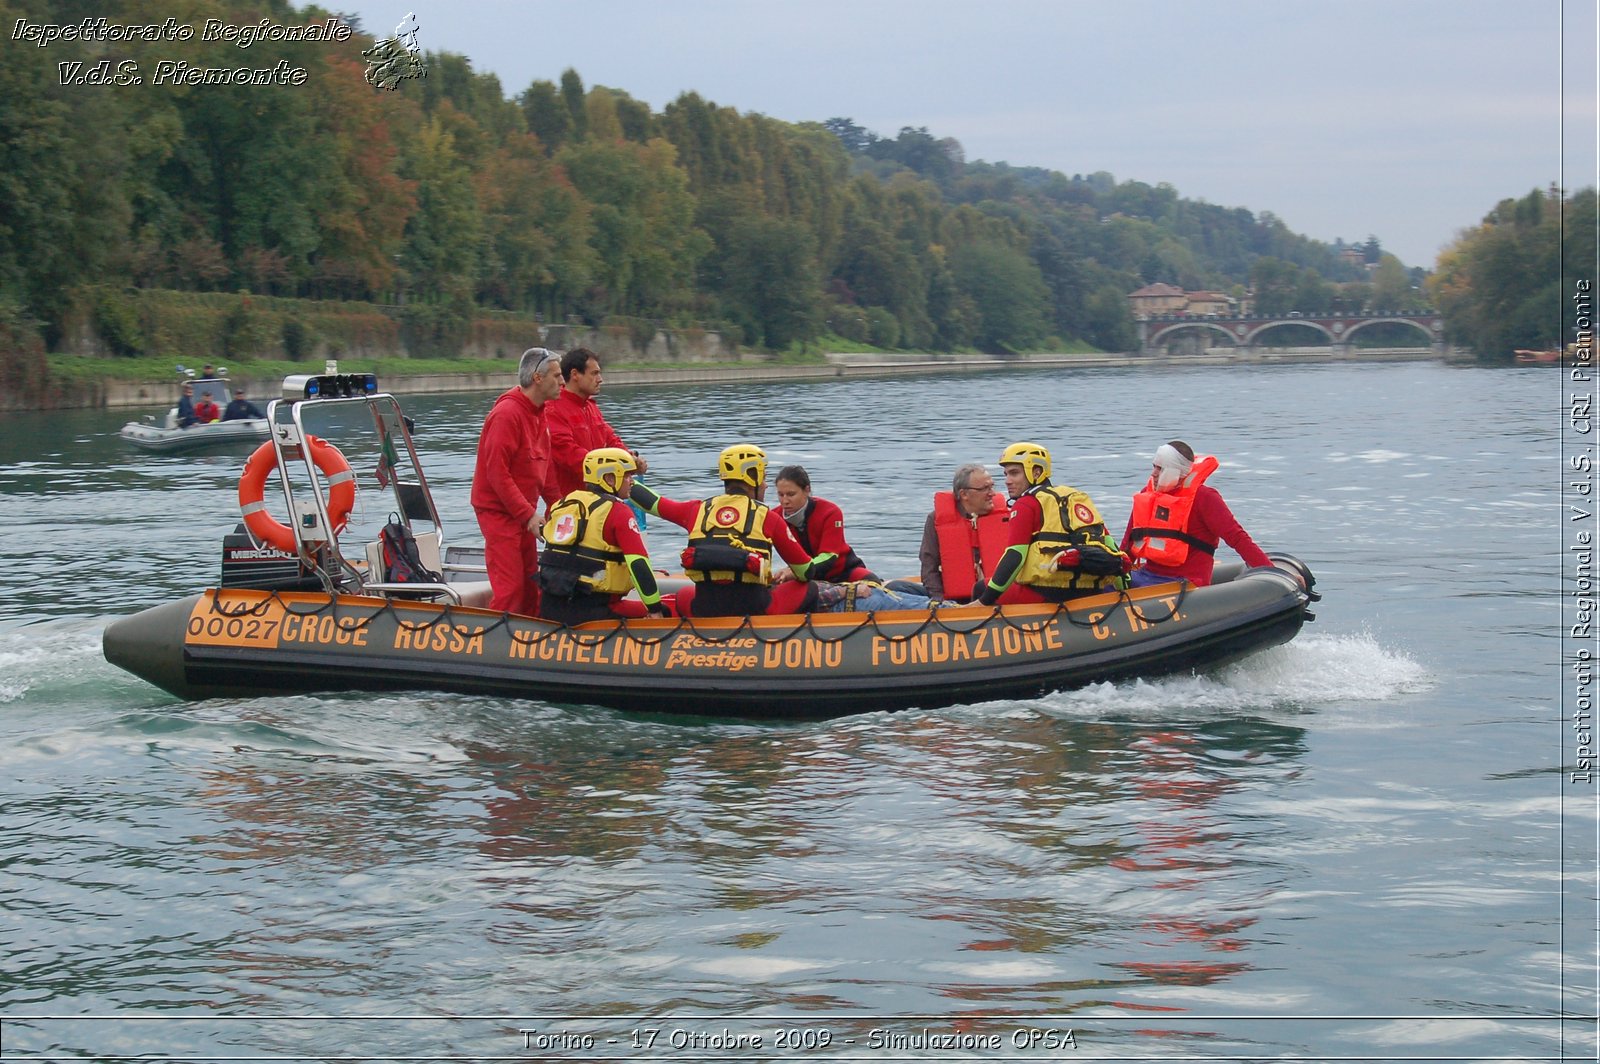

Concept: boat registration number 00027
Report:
left=185, top=596, right=296, bottom=649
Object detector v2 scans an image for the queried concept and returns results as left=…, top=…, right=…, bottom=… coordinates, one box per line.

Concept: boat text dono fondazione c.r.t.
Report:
left=102, top=374, right=1321, bottom=719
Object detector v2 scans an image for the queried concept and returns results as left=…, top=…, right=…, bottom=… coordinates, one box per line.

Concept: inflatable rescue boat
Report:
left=103, top=375, right=1319, bottom=719
left=118, top=374, right=270, bottom=452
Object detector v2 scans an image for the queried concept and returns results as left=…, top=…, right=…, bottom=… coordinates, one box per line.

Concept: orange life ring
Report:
left=237, top=436, right=356, bottom=552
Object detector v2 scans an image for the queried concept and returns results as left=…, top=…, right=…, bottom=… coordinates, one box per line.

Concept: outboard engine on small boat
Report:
left=219, top=523, right=326, bottom=592
left=1264, top=552, right=1320, bottom=601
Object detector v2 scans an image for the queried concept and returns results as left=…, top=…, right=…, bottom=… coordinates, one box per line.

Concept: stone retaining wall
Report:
left=95, top=346, right=1446, bottom=411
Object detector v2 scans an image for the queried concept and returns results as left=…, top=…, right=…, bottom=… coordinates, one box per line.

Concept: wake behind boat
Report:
left=102, top=373, right=1320, bottom=718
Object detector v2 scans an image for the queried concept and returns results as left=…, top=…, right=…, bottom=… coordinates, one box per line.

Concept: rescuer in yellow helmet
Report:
left=974, top=441, right=1129, bottom=606
left=629, top=443, right=836, bottom=617
left=538, top=447, right=669, bottom=625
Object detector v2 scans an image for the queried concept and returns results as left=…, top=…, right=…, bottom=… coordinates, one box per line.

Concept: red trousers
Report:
left=476, top=508, right=541, bottom=616
left=998, top=583, right=1047, bottom=605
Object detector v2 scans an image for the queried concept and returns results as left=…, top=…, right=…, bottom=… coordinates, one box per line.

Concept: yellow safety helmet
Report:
left=999, top=441, right=1052, bottom=486
left=582, top=447, right=638, bottom=494
left=717, top=443, right=768, bottom=488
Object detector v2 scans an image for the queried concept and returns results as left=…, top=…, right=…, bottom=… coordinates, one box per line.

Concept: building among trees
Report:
left=1127, top=284, right=1240, bottom=319
left=1126, top=283, right=1187, bottom=319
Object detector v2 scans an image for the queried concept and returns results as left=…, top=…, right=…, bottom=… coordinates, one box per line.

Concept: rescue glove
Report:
left=796, top=552, right=837, bottom=580
left=629, top=480, right=662, bottom=515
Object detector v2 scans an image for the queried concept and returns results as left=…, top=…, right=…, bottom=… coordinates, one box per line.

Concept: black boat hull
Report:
left=103, top=560, right=1315, bottom=718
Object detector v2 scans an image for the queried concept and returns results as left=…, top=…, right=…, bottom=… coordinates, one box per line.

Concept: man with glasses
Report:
left=917, top=462, right=1011, bottom=603
left=470, top=347, right=564, bottom=615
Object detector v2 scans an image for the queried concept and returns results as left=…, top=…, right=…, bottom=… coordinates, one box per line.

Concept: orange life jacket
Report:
left=932, top=490, right=1010, bottom=600
left=1126, top=454, right=1221, bottom=569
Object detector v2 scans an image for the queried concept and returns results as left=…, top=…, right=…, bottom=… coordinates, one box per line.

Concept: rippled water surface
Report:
left=1, top=361, right=1592, bottom=1060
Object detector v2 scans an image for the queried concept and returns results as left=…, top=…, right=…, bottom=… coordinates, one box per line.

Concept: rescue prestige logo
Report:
left=12, top=16, right=352, bottom=87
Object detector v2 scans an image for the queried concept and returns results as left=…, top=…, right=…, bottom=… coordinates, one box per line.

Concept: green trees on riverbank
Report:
left=1428, top=185, right=1597, bottom=357
left=2, top=0, right=1433, bottom=366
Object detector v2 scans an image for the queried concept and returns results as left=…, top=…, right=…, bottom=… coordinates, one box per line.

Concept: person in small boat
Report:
left=973, top=442, right=1129, bottom=606
left=547, top=347, right=648, bottom=499
left=538, top=448, right=669, bottom=625
left=630, top=443, right=835, bottom=618
left=471, top=346, right=564, bottom=616
left=222, top=389, right=264, bottom=421
left=1119, top=440, right=1271, bottom=588
left=176, top=382, right=198, bottom=428
left=918, top=462, right=1010, bottom=602
left=192, top=390, right=221, bottom=424
left=773, top=464, right=877, bottom=583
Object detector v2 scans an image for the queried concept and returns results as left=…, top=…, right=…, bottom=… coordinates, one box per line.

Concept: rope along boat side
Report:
left=103, top=374, right=1319, bottom=718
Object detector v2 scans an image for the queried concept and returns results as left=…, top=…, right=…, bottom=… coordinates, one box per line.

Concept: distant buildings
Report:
left=1125, top=283, right=1186, bottom=318
left=1183, top=290, right=1233, bottom=316
left=1127, top=283, right=1245, bottom=320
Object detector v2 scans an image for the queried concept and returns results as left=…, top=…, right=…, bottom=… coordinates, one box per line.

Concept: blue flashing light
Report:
left=282, top=372, right=380, bottom=401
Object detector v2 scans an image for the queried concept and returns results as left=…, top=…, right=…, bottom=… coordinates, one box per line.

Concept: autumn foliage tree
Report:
left=0, top=0, right=1443, bottom=361
left=1429, top=186, right=1595, bottom=359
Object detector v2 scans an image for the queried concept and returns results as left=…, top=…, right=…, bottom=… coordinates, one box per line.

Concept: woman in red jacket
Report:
left=773, top=465, right=877, bottom=582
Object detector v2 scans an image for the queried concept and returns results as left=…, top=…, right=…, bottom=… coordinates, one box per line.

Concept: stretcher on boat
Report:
left=102, top=374, right=1319, bottom=719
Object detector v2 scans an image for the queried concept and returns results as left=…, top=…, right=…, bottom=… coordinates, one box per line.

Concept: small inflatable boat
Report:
left=118, top=375, right=269, bottom=453
left=102, top=375, right=1319, bottom=719
left=119, top=415, right=271, bottom=452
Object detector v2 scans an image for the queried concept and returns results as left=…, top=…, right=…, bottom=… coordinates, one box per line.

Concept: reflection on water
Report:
left=148, top=696, right=1312, bottom=1018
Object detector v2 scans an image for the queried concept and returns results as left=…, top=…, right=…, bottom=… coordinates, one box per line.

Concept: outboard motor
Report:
left=1266, top=552, right=1320, bottom=602
left=219, top=523, right=325, bottom=591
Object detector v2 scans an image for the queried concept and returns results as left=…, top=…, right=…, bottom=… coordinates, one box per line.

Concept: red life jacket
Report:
left=1126, top=454, right=1220, bottom=569
left=932, top=490, right=1010, bottom=600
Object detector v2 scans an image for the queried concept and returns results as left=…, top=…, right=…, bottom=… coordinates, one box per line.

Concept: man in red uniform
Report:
left=538, top=448, right=667, bottom=626
left=975, top=442, right=1128, bottom=607
left=470, top=347, right=564, bottom=615
left=1120, top=440, right=1271, bottom=587
left=630, top=443, right=833, bottom=617
left=192, top=389, right=221, bottom=423
left=547, top=347, right=648, bottom=499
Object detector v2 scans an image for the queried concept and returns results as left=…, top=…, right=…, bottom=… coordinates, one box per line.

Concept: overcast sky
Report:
left=328, top=0, right=1597, bottom=269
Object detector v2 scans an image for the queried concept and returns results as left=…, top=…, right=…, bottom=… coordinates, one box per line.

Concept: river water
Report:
left=0, top=360, right=1594, bottom=1061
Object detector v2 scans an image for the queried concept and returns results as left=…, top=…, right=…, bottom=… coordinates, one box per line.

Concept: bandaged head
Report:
left=1152, top=442, right=1194, bottom=491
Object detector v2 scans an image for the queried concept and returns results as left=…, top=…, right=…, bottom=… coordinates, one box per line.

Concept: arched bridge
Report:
left=1138, top=312, right=1444, bottom=355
